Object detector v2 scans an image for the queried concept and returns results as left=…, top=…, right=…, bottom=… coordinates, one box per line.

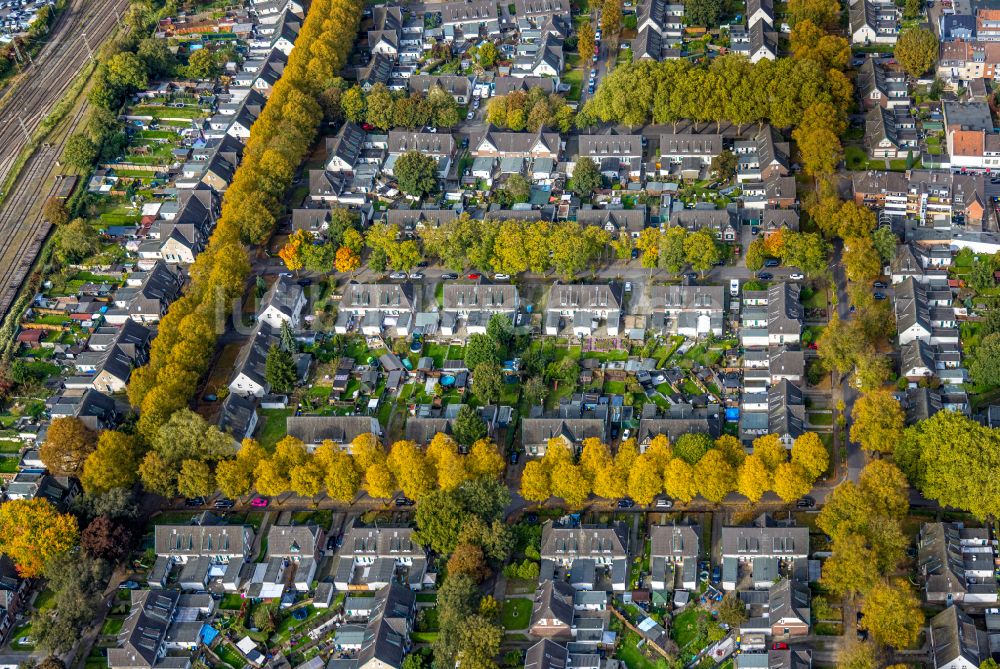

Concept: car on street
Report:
left=326, top=535, right=339, bottom=551
left=757, top=272, right=773, bottom=280
left=796, top=496, right=815, bottom=508
left=683, top=272, right=698, bottom=281
left=764, top=258, right=780, bottom=267
left=711, top=565, right=721, bottom=583
left=442, top=273, right=459, bottom=280
left=214, top=498, right=235, bottom=509
left=119, top=580, right=140, bottom=590
left=297, top=278, right=312, bottom=287
left=494, top=273, right=511, bottom=280
left=467, top=273, right=481, bottom=279
left=466, top=111, right=475, bottom=120
left=772, top=643, right=788, bottom=650
left=473, top=98, right=480, bottom=109
left=873, top=291, right=887, bottom=300
left=185, top=497, right=205, bottom=507
left=389, top=271, right=407, bottom=279
left=624, top=281, right=632, bottom=292
left=395, top=496, right=415, bottom=507
left=509, top=450, right=519, bottom=464
left=408, top=272, right=424, bottom=280
left=250, top=496, right=269, bottom=508
left=655, top=497, right=673, bottom=509
left=621, top=428, right=631, bottom=440
left=617, top=498, right=635, bottom=508
left=361, top=122, right=375, bottom=131
left=789, top=272, right=804, bottom=280
left=873, top=281, right=886, bottom=289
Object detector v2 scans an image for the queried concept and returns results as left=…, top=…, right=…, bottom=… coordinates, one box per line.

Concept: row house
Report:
left=368, top=5, right=404, bottom=57
left=649, top=284, right=725, bottom=338
left=495, top=76, right=558, bottom=95
left=407, top=74, right=474, bottom=104
left=258, top=275, right=306, bottom=330
left=740, top=174, right=797, bottom=209
left=735, top=126, right=790, bottom=184
left=539, top=520, right=630, bottom=592
left=857, top=58, right=909, bottom=109
left=139, top=187, right=219, bottom=265
left=512, top=33, right=563, bottom=80
left=890, top=243, right=951, bottom=285
left=107, top=590, right=206, bottom=669
left=658, top=132, right=723, bottom=169
left=928, top=606, right=991, bottom=669
left=543, top=283, right=623, bottom=337
left=337, top=584, right=417, bottom=669
left=336, top=283, right=418, bottom=336
left=747, top=0, right=774, bottom=28
left=864, top=106, right=918, bottom=159
left=385, top=130, right=456, bottom=179
left=944, top=100, right=1000, bottom=171
left=334, top=524, right=429, bottom=591
left=719, top=514, right=809, bottom=591
left=649, top=524, right=700, bottom=590
left=105, top=262, right=184, bottom=325
left=440, top=0, right=500, bottom=38
left=852, top=169, right=987, bottom=228
left=977, top=7, right=1000, bottom=41
left=577, top=133, right=644, bottom=181
left=520, top=417, right=607, bottom=456
left=900, top=339, right=964, bottom=384
left=895, top=277, right=959, bottom=345
left=918, top=522, right=998, bottom=604
left=471, top=127, right=561, bottom=159
left=576, top=206, right=648, bottom=238
left=441, top=283, right=519, bottom=336
left=637, top=0, right=684, bottom=40
left=850, top=0, right=900, bottom=44
left=286, top=416, right=383, bottom=450
left=67, top=320, right=152, bottom=393
left=669, top=208, right=739, bottom=243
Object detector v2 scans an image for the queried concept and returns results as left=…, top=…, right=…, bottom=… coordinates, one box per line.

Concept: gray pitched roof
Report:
left=342, top=283, right=416, bottom=312
left=521, top=418, right=606, bottom=446
left=768, top=578, right=810, bottom=624
left=356, top=583, right=416, bottom=669
left=387, top=130, right=456, bottom=156
left=107, top=590, right=179, bottom=669
left=768, top=379, right=805, bottom=439
left=442, top=284, right=518, bottom=311
left=576, top=207, right=647, bottom=235
left=930, top=605, right=989, bottom=669
left=649, top=524, right=699, bottom=560
left=154, top=525, right=251, bottom=558
left=524, top=639, right=568, bottom=669
left=260, top=276, right=304, bottom=320
left=894, top=277, right=931, bottom=335
left=286, top=415, right=382, bottom=445
left=540, top=520, right=628, bottom=559
left=721, top=514, right=808, bottom=558
left=530, top=579, right=575, bottom=630
left=767, top=282, right=803, bottom=335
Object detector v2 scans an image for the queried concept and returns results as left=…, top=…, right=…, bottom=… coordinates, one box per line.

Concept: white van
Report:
left=730, top=279, right=740, bottom=296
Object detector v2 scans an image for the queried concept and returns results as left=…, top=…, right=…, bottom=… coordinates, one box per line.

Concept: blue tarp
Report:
left=200, top=625, right=219, bottom=645
left=725, top=407, right=740, bottom=421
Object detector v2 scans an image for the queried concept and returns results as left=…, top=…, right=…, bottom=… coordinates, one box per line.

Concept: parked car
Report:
left=771, top=643, right=788, bottom=650
left=624, top=281, right=632, bottom=292
left=796, top=496, right=815, bottom=508
left=509, top=451, right=520, bottom=465
left=389, top=271, right=407, bottom=279
left=119, top=581, right=140, bottom=590
left=466, top=111, right=475, bottom=120
left=408, top=272, right=424, bottom=280
left=214, top=498, right=235, bottom=509
left=621, top=428, right=631, bottom=440
left=395, top=496, right=415, bottom=507
left=467, top=273, right=481, bottom=279
left=873, top=281, right=886, bottom=289
left=764, top=258, right=780, bottom=267
left=711, top=565, right=721, bottom=583
left=789, top=272, right=804, bottom=280
left=655, top=497, right=673, bottom=509
left=757, top=272, right=773, bottom=280
left=361, top=122, right=375, bottom=131
left=185, top=497, right=205, bottom=507
left=250, top=496, right=269, bottom=508
left=442, top=273, right=459, bottom=280
left=873, top=292, right=887, bottom=300
left=494, top=273, right=511, bottom=280
left=683, top=272, right=698, bottom=281
left=617, top=498, right=635, bottom=508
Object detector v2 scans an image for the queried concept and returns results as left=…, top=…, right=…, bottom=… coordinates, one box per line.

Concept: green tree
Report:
left=341, top=86, right=366, bottom=122
left=860, top=582, right=923, bottom=650
left=106, top=52, right=149, bottom=93
left=578, top=21, right=595, bottom=61
left=477, top=41, right=498, bottom=67
left=745, top=238, right=767, bottom=271
left=971, top=332, right=1000, bottom=387
left=710, top=150, right=737, bottom=182
left=472, top=361, right=504, bottom=404
left=686, top=0, right=722, bottom=26
left=185, top=48, right=219, bottom=79
left=896, top=27, right=938, bottom=78
left=503, top=174, right=532, bottom=204
left=674, top=432, right=713, bottom=465
left=265, top=344, right=297, bottom=393
left=453, top=405, right=488, bottom=445
left=395, top=151, right=438, bottom=198
left=465, top=333, right=500, bottom=370
left=572, top=157, right=602, bottom=197
left=683, top=229, right=721, bottom=275
left=850, top=390, right=905, bottom=454
left=872, top=226, right=897, bottom=264
left=62, top=135, right=98, bottom=169
left=601, top=0, right=622, bottom=36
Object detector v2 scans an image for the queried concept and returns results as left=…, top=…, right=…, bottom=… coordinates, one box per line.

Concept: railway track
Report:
left=0, top=0, right=128, bottom=183
left=0, top=0, right=128, bottom=318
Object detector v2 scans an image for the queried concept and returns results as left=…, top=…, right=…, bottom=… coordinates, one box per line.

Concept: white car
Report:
left=466, top=111, right=475, bottom=120
left=389, top=272, right=407, bottom=279
left=409, top=272, right=425, bottom=280
left=494, top=273, right=511, bottom=281
left=621, top=428, right=631, bottom=440
left=624, top=281, right=632, bottom=292
left=789, top=272, right=804, bottom=280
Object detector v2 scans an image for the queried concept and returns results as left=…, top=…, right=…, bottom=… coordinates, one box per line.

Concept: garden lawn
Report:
left=501, top=597, right=533, bottom=629
left=615, top=630, right=660, bottom=669
left=214, top=642, right=246, bottom=669
left=101, top=617, right=125, bottom=636
left=258, top=409, right=291, bottom=451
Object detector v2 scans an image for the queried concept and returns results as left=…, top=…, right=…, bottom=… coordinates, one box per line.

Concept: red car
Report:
left=361, top=122, right=375, bottom=131
left=771, top=643, right=788, bottom=650
left=594, top=46, right=599, bottom=55
left=467, top=273, right=481, bottom=280
left=250, top=496, right=269, bottom=508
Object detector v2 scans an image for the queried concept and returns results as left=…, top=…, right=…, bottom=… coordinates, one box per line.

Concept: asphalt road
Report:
left=0, top=0, right=128, bottom=320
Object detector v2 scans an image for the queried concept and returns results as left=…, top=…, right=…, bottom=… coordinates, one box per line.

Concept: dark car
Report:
left=214, top=498, right=235, bottom=509
left=442, top=273, right=459, bottom=280
left=757, top=272, right=773, bottom=280
left=711, top=565, right=721, bottom=583
left=509, top=451, right=520, bottom=465
left=395, top=497, right=415, bottom=507
left=631, top=248, right=639, bottom=259
left=297, top=278, right=312, bottom=287
left=873, top=292, right=887, bottom=300
left=326, top=535, right=339, bottom=551
left=683, top=272, right=698, bottom=281
left=617, top=498, right=635, bottom=509
left=873, top=281, right=887, bottom=289
left=796, top=496, right=815, bottom=508
left=185, top=497, right=205, bottom=507
left=764, top=258, right=780, bottom=267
